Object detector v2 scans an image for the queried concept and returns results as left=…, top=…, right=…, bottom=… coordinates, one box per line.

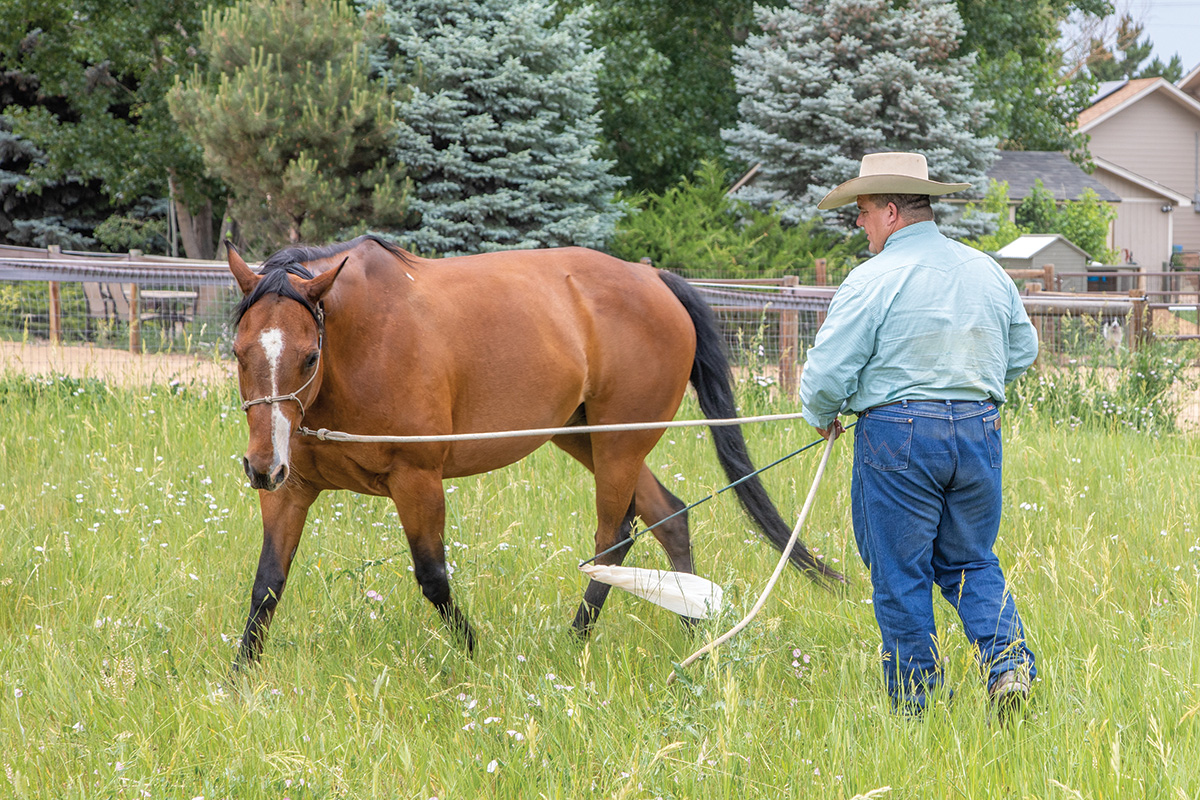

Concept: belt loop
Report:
left=901, top=399, right=908, bottom=408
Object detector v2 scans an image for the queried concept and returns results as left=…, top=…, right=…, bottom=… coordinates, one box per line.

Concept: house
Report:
left=1075, top=75, right=1200, bottom=269
left=986, top=151, right=1121, bottom=206
left=1180, top=64, right=1200, bottom=102
left=977, top=151, right=1121, bottom=262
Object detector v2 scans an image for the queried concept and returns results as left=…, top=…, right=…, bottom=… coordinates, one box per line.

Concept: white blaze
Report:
left=259, top=328, right=290, bottom=467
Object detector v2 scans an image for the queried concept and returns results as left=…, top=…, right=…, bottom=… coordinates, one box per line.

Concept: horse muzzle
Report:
left=243, top=455, right=289, bottom=491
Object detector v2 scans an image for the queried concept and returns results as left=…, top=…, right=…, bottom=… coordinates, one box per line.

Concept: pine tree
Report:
left=170, top=0, right=411, bottom=251
left=723, top=0, right=995, bottom=233
left=1087, top=14, right=1184, bottom=83
left=370, top=0, right=624, bottom=255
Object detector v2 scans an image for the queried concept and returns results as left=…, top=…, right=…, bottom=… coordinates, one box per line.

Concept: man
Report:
left=799, top=152, right=1039, bottom=717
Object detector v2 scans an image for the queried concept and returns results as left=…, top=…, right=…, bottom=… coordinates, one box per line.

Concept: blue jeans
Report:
left=852, top=400, right=1035, bottom=709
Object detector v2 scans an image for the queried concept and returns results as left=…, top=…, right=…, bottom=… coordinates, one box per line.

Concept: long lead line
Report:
left=667, top=432, right=839, bottom=685
left=578, top=421, right=855, bottom=568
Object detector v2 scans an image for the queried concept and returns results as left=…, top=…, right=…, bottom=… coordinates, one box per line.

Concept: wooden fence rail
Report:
left=3, top=247, right=1187, bottom=393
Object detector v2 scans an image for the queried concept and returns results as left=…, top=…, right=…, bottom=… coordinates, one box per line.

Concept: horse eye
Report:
left=304, top=352, right=319, bottom=370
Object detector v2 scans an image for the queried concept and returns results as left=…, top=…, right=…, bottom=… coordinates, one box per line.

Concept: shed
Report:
left=995, top=234, right=1091, bottom=291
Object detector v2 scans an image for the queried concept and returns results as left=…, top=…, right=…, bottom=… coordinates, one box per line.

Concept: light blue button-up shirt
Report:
left=799, top=221, right=1038, bottom=429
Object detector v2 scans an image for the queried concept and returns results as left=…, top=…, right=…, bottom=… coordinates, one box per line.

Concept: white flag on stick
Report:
left=579, top=564, right=724, bottom=619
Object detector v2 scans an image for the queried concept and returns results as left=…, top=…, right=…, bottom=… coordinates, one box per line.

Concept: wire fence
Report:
left=0, top=245, right=239, bottom=385
left=2, top=244, right=1198, bottom=427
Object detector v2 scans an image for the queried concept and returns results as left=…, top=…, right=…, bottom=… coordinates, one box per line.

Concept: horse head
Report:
left=228, top=245, right=346, bottom=491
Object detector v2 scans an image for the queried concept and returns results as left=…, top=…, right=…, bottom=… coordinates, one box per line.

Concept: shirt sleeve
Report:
left=1005, top=287, right=1039, bottom=384
left=799, top=283, right=878, bottom=428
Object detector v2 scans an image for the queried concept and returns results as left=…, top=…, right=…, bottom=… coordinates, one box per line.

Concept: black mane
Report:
left=231, top=234, right=410, bottom=326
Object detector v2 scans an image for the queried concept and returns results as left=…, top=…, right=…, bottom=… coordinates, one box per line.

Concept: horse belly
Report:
left=440, top=434, right=556, bottom=479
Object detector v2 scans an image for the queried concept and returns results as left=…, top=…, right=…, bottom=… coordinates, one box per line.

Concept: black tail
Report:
left=658, top=270, right=846, bottom=586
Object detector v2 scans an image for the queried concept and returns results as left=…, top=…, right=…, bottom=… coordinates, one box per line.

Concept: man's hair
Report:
left=869, top=193, right=934, bottom=222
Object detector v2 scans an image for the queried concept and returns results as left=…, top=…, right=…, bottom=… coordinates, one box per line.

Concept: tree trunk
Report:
left=168, top=172, right=215, bottom=260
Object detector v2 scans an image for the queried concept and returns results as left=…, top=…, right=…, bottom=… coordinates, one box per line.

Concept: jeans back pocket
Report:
left=982, top=410, right=1002, bottom=468
left=860, top=413, right=913, bottom=471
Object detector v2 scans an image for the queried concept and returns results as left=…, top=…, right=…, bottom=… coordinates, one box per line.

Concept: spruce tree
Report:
left=170, top=0, right=411, bottom=251
left=370, top=0, right=624, bottom=255
left=723, top=0, right=995, bottom=233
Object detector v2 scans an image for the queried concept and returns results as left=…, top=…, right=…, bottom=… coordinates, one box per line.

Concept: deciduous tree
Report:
left=0, top=0, right=226, bottom=255
left=956, top=0, right=1111, bottom=155
left=559, top=0, right=767, bottom=194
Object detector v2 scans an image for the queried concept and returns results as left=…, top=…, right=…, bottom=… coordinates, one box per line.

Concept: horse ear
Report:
left=227, top=243, right=260, bottom=296
left=303, top=257, right=348, bottom=304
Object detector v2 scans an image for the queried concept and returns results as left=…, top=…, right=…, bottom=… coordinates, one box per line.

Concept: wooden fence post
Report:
left=47, top=244, right=62, bottom=346
left=1027, top=282, right=1046, bottom=360
left=779, top=275, right=799, bottom=396
left=814, top=258, right=828, bottom=328
left=128, top=249, right=142, bottom=354
left=1128, top=288, right=1146, bottom=350
left=1042, top=263, right=1056, bottom=292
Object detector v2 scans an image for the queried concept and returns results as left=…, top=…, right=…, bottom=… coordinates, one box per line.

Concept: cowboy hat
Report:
left=816, top=152, right=972, bottom=210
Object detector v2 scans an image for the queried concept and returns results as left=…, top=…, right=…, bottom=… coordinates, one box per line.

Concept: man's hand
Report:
left=816, top=419, right=845, bottom=441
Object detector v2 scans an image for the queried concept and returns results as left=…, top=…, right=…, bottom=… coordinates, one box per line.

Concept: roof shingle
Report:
left=986, top=151, right=1121, bottom=203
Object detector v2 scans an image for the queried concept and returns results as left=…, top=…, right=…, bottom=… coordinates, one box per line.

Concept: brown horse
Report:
left=228, top=234, right=841, bottom=664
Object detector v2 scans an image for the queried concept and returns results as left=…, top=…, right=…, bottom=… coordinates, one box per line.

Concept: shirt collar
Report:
left=881, top=220, right=939, bottom=252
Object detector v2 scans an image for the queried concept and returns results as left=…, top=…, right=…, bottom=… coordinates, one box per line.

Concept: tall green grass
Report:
left=1, top=374, right=1197, bottom=798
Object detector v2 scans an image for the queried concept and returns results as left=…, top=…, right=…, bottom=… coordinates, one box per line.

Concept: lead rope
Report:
left=667, top=432, right=837, bottom=685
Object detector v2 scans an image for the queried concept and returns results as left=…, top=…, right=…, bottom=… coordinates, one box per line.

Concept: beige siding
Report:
left=1087, top=91, right=1200, bottom=199
left=1174, top=208, right=1200, bottom=255
left=1093, top=171, right=1172, bottom=267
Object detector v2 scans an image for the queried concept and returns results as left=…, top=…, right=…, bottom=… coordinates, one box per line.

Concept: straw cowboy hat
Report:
left=817, top=152, right=972, bottom=210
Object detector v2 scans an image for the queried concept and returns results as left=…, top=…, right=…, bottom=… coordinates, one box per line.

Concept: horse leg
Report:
left=634, top=466, right=693, bottom=575
left=236, top=484, right=318, bottom=667
left=552, top=431, right=660, bottom=638
left=388, top=470, right=476, bottom=653
left=553, top=434, right=694, bottom=573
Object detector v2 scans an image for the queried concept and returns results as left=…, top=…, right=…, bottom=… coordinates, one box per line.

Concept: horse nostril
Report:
left=270, top=463, right=289, bottom=486
left=242, top=456, right=252, bottom=480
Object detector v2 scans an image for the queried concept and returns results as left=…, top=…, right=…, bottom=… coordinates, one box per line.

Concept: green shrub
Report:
left=961, top=178, right=1119, bottom=264
left=960, top=180, right=1025, bottom=252
left=608, top=160, right=865, bottom=281
left=1016, top=179, right=1118, bottom=263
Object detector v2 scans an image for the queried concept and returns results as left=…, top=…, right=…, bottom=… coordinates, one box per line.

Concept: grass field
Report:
left=1, top=373, right=1198, bottom=799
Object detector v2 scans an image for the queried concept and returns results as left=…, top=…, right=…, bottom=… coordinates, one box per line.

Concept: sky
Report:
left=1119, top=0, right=1200, bottom=76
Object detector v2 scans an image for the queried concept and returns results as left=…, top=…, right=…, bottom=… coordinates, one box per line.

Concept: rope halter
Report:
left=240, top=304, right=326, bottom=418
